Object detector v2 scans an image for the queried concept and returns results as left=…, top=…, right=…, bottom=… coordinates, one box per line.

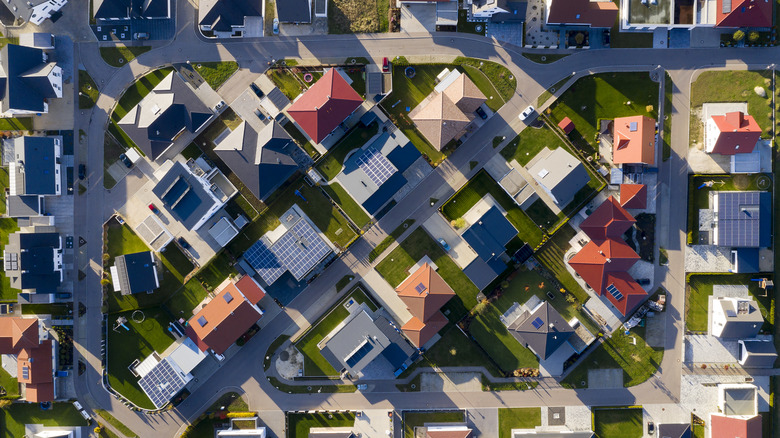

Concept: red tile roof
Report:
left=579, top=196, right=636, bottom=242
left=186, top=279, right=264, bottom=354
left=709, top=111, right=762, bottom=155
left=716, top=0, right=772, bottom=28
left=569, top=239, right=639, bottom=291
left=558, top=117, right=575, bottom=134
left=396, top=263, right=455, bottom=322
left=0, top=317, right=38, bottom=354
left=547, top=0, right=618, bottom=27
left=402, top=311, right=449, bottom=347
left=620, top=184, right=647, bottom=210
left=612, top=115, right=656, bottom=165
left=235, top=276, right=266, bottom=304
left=427, top=429, right=473, bottom=438
left=287, top=68, right=363, bottom=144
left=0, top=318, right=53, bottom=402
left=603, top=272, right=647, bottom=315
left=711, top=414, right=762, bottom=438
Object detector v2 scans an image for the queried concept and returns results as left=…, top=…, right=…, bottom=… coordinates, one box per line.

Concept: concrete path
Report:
left=587, top=369, right=623, bottom=389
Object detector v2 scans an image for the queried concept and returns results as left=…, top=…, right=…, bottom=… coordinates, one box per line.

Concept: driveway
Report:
left=422, top=214, right=477, bottom=269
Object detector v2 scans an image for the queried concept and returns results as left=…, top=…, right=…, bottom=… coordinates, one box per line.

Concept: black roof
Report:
left=657, top=424, right=691, bottom=438
left=276, top=0, right=310, bottom=23
left=115, top=251, right=158, bottom=295
left=0, top=44, right=58, bottom=113
left=716, top=191, right=771, bottom=248
left=13, top=232, right=60, bottom=291
left=215, top=122, right=298, bottom=202
left=7, top=195, right=40, bottom=218
left=199, top=0, right=262, bottom=31
left=93, top=0, right=169, bottom=19
left=151, top=161, right=218, bottom=230
left=508, top=302, right=574, bottom=360
left=20, top=136, right=58, bottom=195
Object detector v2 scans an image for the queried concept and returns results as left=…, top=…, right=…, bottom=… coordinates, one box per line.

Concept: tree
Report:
left=574, top=32, right=585, bottom=45
left=748, top=31, right=760, bottom=42
left=733, top=30, right=745, bottom=41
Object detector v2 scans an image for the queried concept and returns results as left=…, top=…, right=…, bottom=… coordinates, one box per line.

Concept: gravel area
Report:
left=684, top=245, right=733, bottom=272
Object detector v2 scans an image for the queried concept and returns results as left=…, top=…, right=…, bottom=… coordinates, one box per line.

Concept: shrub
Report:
left=227, top=412, right=257, bottom=418
left=748, top=31, right=759, bottom=42
left=733, top=30, right=745, bottom=41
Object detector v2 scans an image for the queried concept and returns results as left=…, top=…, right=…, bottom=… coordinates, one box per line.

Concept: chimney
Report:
left=606, top=258, right=612, bottom=263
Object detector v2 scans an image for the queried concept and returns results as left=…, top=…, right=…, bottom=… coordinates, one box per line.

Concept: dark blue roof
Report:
left=120, top=251, right=158, bottom=294
left=734, top=248, right=760, bottom=273
left=362, top=172, right=407, bottom=215
left=22, top=137, right=58, bottom=195
left=1, top=44, right=56, bottom=113
left=151, top=161, right=217, bottom=230
left=17, top=232, right=60, bottom=291
left=385, top=138, right=420, bottom=172
left=462, top=206, right=517, bottom=263
left=716, top=191, right=771, bottom=248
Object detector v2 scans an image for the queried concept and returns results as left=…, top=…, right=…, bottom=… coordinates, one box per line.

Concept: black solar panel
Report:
left=357, top=147, right=397, bottom=186
left=531, top=317, right=544, bottom=329
left=606, top=284, right=624, bottom=301
left=415, top=283, right=427, bottom=294
left=138, top=358, right=188, bottom=409
left=717, top=192, right=764, bottom=248
left=345, top=341, right=374, bottom=368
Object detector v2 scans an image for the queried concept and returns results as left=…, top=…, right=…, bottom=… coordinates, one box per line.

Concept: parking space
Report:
left=422, top=214, right=477, bottom=269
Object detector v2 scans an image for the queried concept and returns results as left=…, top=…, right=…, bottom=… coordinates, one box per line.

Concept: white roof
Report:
left=134, top=353, right=160, bottom=378
left=167, top=337, right=208, bottom=375
left=208, top=217, right=239, bottom=248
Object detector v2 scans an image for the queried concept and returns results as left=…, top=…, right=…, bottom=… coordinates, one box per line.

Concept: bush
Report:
left=226, top=412, right=257, bottom=418
left=733, top=30, right=745, bottom=41
left=748, top=31, right=759, bottom=42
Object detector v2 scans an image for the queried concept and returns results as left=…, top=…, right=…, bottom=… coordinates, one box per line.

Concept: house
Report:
left=705, top=111, right=761, bottom=155
left=395, top=263, right=455, bottom=347
left=135, top=338, right=207, bottom=409
left=92, top=0, right=171, bottom=20
left=710, top=384, right=762, bottom=438
left=198, top=0, right=263, bottom=38
left=472, top=0, right=526, bottom=22
left=715, top=0, right=772, bottom=28
left=309, top=430, right=355, bottom=438
left=710, top=191, right=771, bottom=248
left=4, top=230, right=62, bottom=294
left=214, top=121, right=299, bottom=202
left=186, top=276, right=266, bottom=355
left=529, top=148, right=589, bottom=206
left=217, top=418, right=267, bottom=437
left=545, top=0, right=618, bottom=27
left=612, top=115, right=656, bottom=165
left=506, top=301, right=574, bottom=360
left=410, top=69, right=486, bottom=151
left=461, top=205, right=518, bottom=276
left=287, top=69, right=363, bottom=144
left=738, top=339, right=777, bottom=368
left=619, top=183, right=647, bottom=210
left=0, top=44, right=62, bottom=115
left=1, top=0, right=66, bottom=25
left=4, top=136, right=62, bottom=217
left=110, top=251, right=159, bottom=295
left=117, top=71, right=213, bottom=160
left=275, top=0, right=311, bottom=23
left=711, top=297, right=763, bottom=338
left=425, top=425, right=473, bottom=438
left=0, top=317, right=54, bottom=402
left=656, top=424, right=691, bottom=438
left=579, top=195, right=635, bottom=241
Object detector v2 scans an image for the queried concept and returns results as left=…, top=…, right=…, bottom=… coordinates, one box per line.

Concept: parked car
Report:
left=148, top=203, right=159, bottom=214
left=519, top=105, right=535, bottom=121
left=255, top=109, right=266, bottom=121
left=602, top=30, right=611, bottom=47
left=637, top=278, right=651, bottom=285
left=0, top=304, right=13, bottom=314
left=273, top=18, right=279, bottom=35
left=438, top=238, right=451, bottom=251
left=177, top=237, right=190, bottom=249
left=134, top=32, right=149, bottom=40
left=78, top=164, right=86, bottom=180
left=119, top=153, right=133, bottom=168
left=55, top=292, right=72, bottom=300
left=647, top=421, right=655, bottom=435
left=475, top=106, right=488, bottom=120
left=250, top=82, right=264, bottom=99
left=357, top=384, right=368, bottom=391
left=382, top=57, right=390, bottom=72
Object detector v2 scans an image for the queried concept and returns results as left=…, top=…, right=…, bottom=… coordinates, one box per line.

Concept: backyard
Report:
left=593, top=407, right=643, bottom=438
left=100, top=45, right=151, bottom=68
left=0, top=403, right=88, bottom=438
left=686, top=273, right=773, bottom=333
left=440, top=170, right=544, bottom=248
left=500, top=122, right=566, bottom=166
left=328, top=0, right=389, bottom=33
left=267, top=68, right=304, bottom=100
left=368, top=219, right=415, bottom=262
left=194, top=61, right=239, bottom=90
left=403, top=410, right=465, bottom=438
left=294, top=286, right=379, bottom=376
left=498, top=408, right=542, bottom=438
left=316, top=121, right=379, bottom=181
left=469, top=303, right=539, bottom=372
left=322, top=182, right=371, bottom=229
left=0, top=181, right=19, bottom=301
left=288, top=412, right=355, bottom=438
left=375, top=227, right=478, bottom=320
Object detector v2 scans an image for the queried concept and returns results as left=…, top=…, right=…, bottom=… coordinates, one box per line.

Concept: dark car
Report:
left=637, top=278, right=651, bottom=286
left=78, top=164, right=86, bottom=180
left=177, top=237, right=190, bottom=249
left=475, top=106, right=488, bottom=120
left=250, top=82, right=264, bottom=98
left=148, top=204, right=159, bottom=214
left=119, top=153, right=133, bottom=168
left=55, top=292, right=72, bottom=300
left=602, top=30, right=610, bottom=47
left=382, top=57, right=390, bottom=72
left=647, top=421, right=654, bottom=435
left=0, top=303, right=12, bottom=314
left=255, top=109, right=266, bottom=120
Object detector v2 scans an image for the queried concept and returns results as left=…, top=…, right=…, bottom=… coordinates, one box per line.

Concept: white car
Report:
left=519, top=105, right=535, bottom=121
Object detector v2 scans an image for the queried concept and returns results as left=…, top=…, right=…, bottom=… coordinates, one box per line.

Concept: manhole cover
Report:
left=280, top=350, right=290, bottom=361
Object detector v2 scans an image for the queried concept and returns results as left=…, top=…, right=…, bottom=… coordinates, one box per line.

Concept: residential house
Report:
left=186, top=276, right=266, bottom=355
left=214, top=121, right=299, bottom=202
left=579, top=195, right=636, bottom=241
left=472, top=0, right=526, bottom=22
left=395, top=263, right=454, bottom=347
left=425, top=425, right=473, bottom=438
left=656, top=424, right=691, bottom=438
left=529, top=148, right=589, bottom=206
left=0, top=317, right=54, bottom=402
left=461, top=205, right=518, bottom=279
left=619, top=183, right=647, bottom=210
left=198, top=0, right=263, bottom=38
left=217, top=419, right=267, bottom=437
left=715, top=0, right=772, bottom=28
left=287, top=69, right=363, bottom=144
left=710, top=191, right=771, bottom=248
left=710, top=384, right=762, bottom=438
left=711, top=297, right=763, bottom=338
left=117, top=71, right=213, bottom=160
left=545, top=0, right=618, bottom=27
left=737, top=339, right=777, bottom=368
left=705, top=111, right=761, bottom=155
left=134, top=338, right=208, bottom=409
left=506, top=301, right=574, bottom=360
left=110, top=251, right=159, bottom=295
left=19, top=33, right=55, bottom=50
left=92, top=0, right=171, bottom=20
left=410, top=69, right=486, bottom=151
left=1, top=0, right=66, bottom=25
left=4, top=230, right=62, bottom=294
left=0, top=44, right=62, bottom=115
left=3, top=135, right=62, bottom=218
left=612, top=115, right=656, bottom=166
left=275, top=0, right=311, bottom=23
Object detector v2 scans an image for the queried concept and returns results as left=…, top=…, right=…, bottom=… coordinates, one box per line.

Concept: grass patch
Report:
left=316, top=122, right=378, bottom=181
left=593, top=407, right=643, bottom=438
left=375, top=227, right=478, bottom=318
left=469, top=304, right=539, bottom=371
left=501, top=122, right=564, bottom=166
left=0, top=365, right=18, bottom=398
left=95, top=409, right=137, bottom=437
left=538, top=76, right=574, bottom=107
left=78, top=69, right=99, bottom=109
left=457, top=9, right=486, bottom=35
left=0, top=403, right=88, bottom=438
left=685, top=273, right=772, bottom=333
left=440, top=170, right=544, bottom=248
left=106, top=307, right=174, bottom=409
left=522, top=53, right=569, bottom=64
left=328, top=0, right=388, bottom=33
left=165, top=278, right=209, bottom=319
left=403, top=411, right=464, bottom=438
left=0, top=214, right=19, bottom=301
left=289, top=412, right=355, bottom=437
left=295, top=286, right=378, bottom=376
left=498, top=408, right=542, bottom=438
left=453, top=57, right=516, bottom=102
left=100, top=45, right=151, bottom=68
left=403, top=326, right=503, bottom=377
left=525, top=198, right=561, bottom=231
left=21, top=303, right=71, bottom=315
left=194, top=61, right=239, bottom=90
left=662, top=72, right=672, bottom=161
left=181, top=143, right=203, bottom=160
left=369, top=219, right=414, bottom=262
left=336, top=275, right=353, bottom=292
left=267, top=68, right=302, bottom=100
left=196, top=252, right=237, bottom=292
left=322, top=182, right=370, bottom=229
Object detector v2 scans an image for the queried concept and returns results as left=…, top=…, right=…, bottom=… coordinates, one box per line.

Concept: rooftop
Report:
left=619, top=184, right=647, bottom=210
left=275, top=0, right=311, bottom=23
left=112, top=251, right=159, bottom=295
left=199, top=0, right=262, bottom=32
left=713, top=191, right=771, bottom=248
left=4, top=136, right=61, bottom=196
left=546, top=0, right=619, bottom=27
left=4, top=230, right=62, bottom=293
left=528, top=148, right=589, bottom=206
left=461, top=205, right=517, bottom=274
left=507, top=301, right=574, bottom=360
left=93, top=0, right=171, bottom=20
left=612, top=115, right=656, bottom=165
left=707, top=111, right=762, bottom=155
left=579, top=196, right=636, bottom=242
left=0, top=44, right=62, bottom=114
left=151, top=161, right=225, bottom=231
left=715, top=0, right=772, bottom=28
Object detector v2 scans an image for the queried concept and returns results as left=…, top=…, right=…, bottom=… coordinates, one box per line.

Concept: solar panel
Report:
left=345, top=340, right=374, bottom=368
left=223, top=292, right=233, bottom=303
left=606, top=284, right=624, bottom=301
left=356, top=147, right=397, bottom=186
left=244, top=239, right=286, bottom=285
left=717, top=192, right=766, bottom=248
left=415, top=283, right=427, bottom=294
left=138, top=358, right=189, bottom=409
left=21, top=366, right=28, bottom=380
left=531, top=317, right=544, bottom=329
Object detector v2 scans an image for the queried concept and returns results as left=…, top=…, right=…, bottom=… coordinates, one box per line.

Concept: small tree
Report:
left=748, top=31, right=760, bottom=42
left=574, top=32, right=585, bottom=45
left=733, top=30, right=745, bottom=41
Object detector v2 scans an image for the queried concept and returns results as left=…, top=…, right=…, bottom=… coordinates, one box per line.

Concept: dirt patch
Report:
left=329, top=0, right=381, bottom=33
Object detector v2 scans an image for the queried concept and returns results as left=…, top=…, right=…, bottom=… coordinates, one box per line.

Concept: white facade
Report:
left=705, top=116, right=719, bottom=153
left=29, top=0, right=67, bottom=25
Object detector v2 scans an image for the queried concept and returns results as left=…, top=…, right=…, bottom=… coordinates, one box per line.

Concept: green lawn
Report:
left=267, top=68, right=302, bottom=100
left=692, top=424, right=705, bottom=438
left=689, top=70, right=773, bottom=143
left=182, top=393, right=249, bottom=438
left=0, top=366, right=18, bottom=398
left=328, top=0, right=388, bottom=33
left=501, top=123, right=564, bottom=166
left=95, top=409, right=138, bottom=437
left=194, top=61, right=239, bottom=90
left=534, top=223, right=589, bottom=303
left=78, top=69, right=99, bottom=109
left=375, top=227, right=478, bottom=319
left=402, top=325, right=504, bottom=377
left=662, top=72, right=673, bottom=162
left=295, top=286, right=378, bottom=376
left=322, top=182, right=371, bottom=229
left=498, top=408, right=542, bottom=438
left=441, top=170, right=544, bottom=248
left=403, top=411, right=464, bottom=438
left=112, top=68, right=173, bottom=122
left=368, top=219, right=415, bottom=262
left=106, top=307, right=175, bottom=409
left=0, top=117, right=33, bottom=131
left=469, top=304, right=539, bottom=372
left=0, top=403, right=88, bottom=438
left=165, top=278, right=210, bottom=319
left=105, top=222, right=149, bottom=267
left=457, top=9, right=486, bottom=35
left=686, top=274, right=772, bottom=333
left=316, top=122, right=379, bottom=181
left=21, top=303, right=71, bottom=315
left=0, top=213, right=19, bottom=301
left=453, top=57, right=516, bottom=104
left=288, top=412, right=355, bottom=438
left=336, top=275, right=354, bottom=292
left=100, top=45, right=151, bottom=68
left=593, top=408, right=643, bottom=438
left=525, top=199, right=561, bottom=231
left=195, top=251, right=238, bottom=292
left=549, top=72, right=659, bottom=155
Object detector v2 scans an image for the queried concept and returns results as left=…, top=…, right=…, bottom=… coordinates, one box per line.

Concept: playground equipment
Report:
left=697, top=180, right=725, bottom=189
left=131, top=310, right=145, bottom=323
left=113, top=316, right=130, bottom=332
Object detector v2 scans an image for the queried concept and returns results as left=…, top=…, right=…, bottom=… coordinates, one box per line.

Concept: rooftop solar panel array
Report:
left=531, top=317, right=544, bottom=330
left=244, top=239, right=286, bottom=285
left=357, top=147, right=397, bottom=186
left=717, top=191, right=767, bottom=248
left=138, top=358, right=189, bottom=409
left=606, top=284, right=624, bottom=301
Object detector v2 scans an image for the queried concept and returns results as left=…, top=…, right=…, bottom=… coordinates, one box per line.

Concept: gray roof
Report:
left=199, top=0, right=262, bottom=31
left=263, top=87, right=290, bottom=112
left=656, top=424, right=691, bottom=438
left=0, top=44, right=59, bottom=113
left=114, top=251, right=159, bottom=295
left=739, top=340, right=777, bottom=368
left=4, top=231, right=61, bottom=292
left=93, top=0, right=170, bottom=20
left=507, top=301, right=574, bottom=360
left=151, top=161, right=219, bottom=230
left=722, top=386, right=757, bottom=416
left=275, top=0, right=310, bottom=23
left=713, top=297, right=764, bottom=339
left=6, top=195, right=41, bottom=218
left=308, top=433, right=354, bottom=438
left=320, top=310, right=390, bottom=376
left=214, top=121, right=298, bottom=201
left=7, top=136, right=60, bottom=196
left=529, top=148, right=589, bottom=206
left=715, top=191, right=771, bottom=248
left=1, top=0, right=56, bottom=22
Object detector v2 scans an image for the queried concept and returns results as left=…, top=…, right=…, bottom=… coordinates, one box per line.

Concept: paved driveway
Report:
left=422, top=214, right=477, bottom=268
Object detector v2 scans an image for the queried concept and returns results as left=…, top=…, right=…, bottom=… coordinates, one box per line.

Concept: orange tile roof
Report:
left=558, top=117, right=575, bottom=134
left=547, top=0, right=618, bottom=27
left=0, top=317, right=38, bottom=354
left=396, top=263, right=455, bottom=322
left=620, top=184, right=647, bottom=210
left=427, top=429, right=473, bottom=438
left=711, top=414, right=761, bottom=438
left=235, top=276, right=266, bottom=304
left=716, top=0, right=772, bottom=28
left=603, top=272, right=647, bottom=315
left=612, top=115, right=656, bottom=165
left=401, top=311, right=448, bottom=348
left=568, top=238, right=640, bottom=296
left=709, top=111, right=762, bottom=155
left=579, top=196, right=636, bottom=242
left=17, top=339, right=53, bottom=402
